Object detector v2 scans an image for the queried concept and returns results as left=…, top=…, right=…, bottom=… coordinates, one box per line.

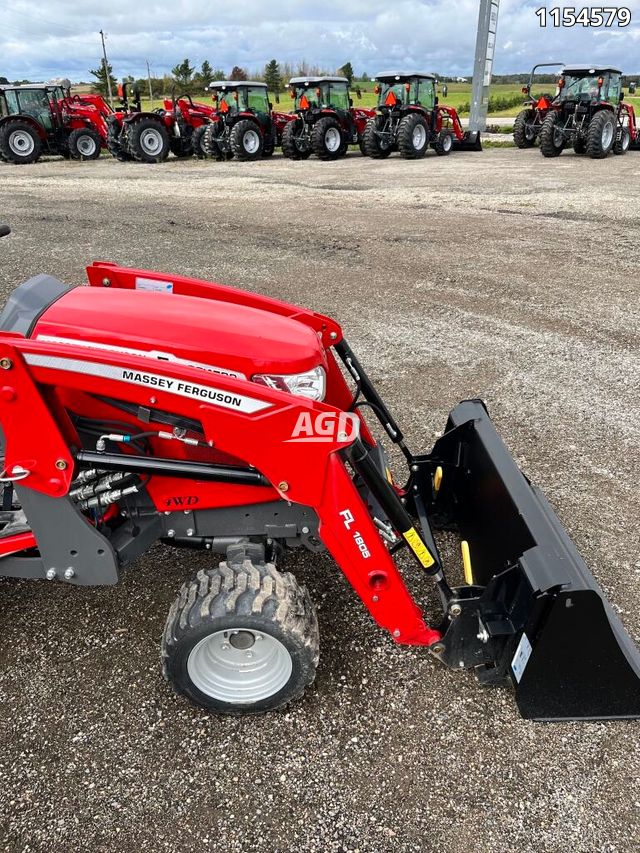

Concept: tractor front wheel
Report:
left=230, top=119, right=264, bottom=161
left=586, top=111, right=615, bottom=159
left=67, top=127, right=102, bottom=160
left=397, top=113, right=430, bottom=159
left=129, top=118, right=170, bottom=163
left=613, top=127, right=630, bottom=155
left=312, top=117, right=345, bottom=160
left=513, top=110, right=537, bottom=148
left=162, top=548, right=319, bottom=714
left=281, top=119, right=311, bottom=160
left=362, top=115, right=392, bottom=158
left=433, top=129, right=453, bottom=156
left=0, top=120, right=42, bottom=165
left=539, top=113, right=565, bottom=157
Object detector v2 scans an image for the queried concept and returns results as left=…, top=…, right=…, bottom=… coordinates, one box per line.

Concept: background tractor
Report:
left=362, top=71, right=480, bottom=159
left=281, top=76, right=374, bottom=160
left=539, top=65, right=638, bottom=158
left=106, top=82, right=174, bottom=163
left=0, top=83, right=106, bottom=164
left=160, top=94, right=216, bottom=158
left=202, top=81, right=288, bottom=161
left=513, top=62, right=564, bottom=148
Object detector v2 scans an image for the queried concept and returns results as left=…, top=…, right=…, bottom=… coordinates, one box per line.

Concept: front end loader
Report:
left=0, top=223, right=638, bottom=720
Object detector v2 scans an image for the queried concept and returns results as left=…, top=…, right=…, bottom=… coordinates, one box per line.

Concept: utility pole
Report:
left=146, top=60, right=154, bottom=109
left=99, top=30, right=113, bottom=104
left=469, top=0, right=500, bottom=132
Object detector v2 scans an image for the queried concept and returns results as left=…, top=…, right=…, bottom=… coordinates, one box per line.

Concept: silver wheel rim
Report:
left=187, top=629, right=292, bottom=703
left=601, top=122, right=614, bottom=149
left=443, top=134, right=452, bottom=151
left=525, top=125, right=536, bottom=140
left=243, top=128, right=260, bottom=154
left=554, top=128, right=564, bottom=147
left=77, top=135, right=97, bottom=156
left=140, top=127, right=163, bottom=156
left=9, top=130, right=35, bottom=156
left=325, top=126, right=341, bottom=152
left=622, top=132, right=630, bottom=151
left=412, top=124, right=427, bottom=149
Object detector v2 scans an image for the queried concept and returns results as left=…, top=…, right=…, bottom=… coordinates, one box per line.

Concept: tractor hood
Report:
left=30, top=285, right=326, bottom=381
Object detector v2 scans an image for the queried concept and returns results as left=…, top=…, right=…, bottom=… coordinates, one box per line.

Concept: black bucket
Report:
left=410, top=399, right=640, bottom=721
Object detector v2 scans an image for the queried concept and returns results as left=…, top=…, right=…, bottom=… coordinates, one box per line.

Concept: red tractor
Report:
left=106, top=82, right=174, bottom=163
left=362, top=71, right=480, bottom=159
left=540, top=66, right=638, bottom=158
left=0, top=83, right=106, bottom=164
left=202, top=81, right=290, bottom=161
left=513, top=63, right=564, bottom=148
left=157, top=94, right=218, bottom=158
left=0, top=222, right=639, bottom=721
left=281, top=76, right=374, bottom=160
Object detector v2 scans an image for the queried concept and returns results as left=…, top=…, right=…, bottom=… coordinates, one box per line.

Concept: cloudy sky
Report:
left=2, top=0, right=640, bottom=81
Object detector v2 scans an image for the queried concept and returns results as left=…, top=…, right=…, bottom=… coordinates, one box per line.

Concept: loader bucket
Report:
left=414, top=400, right=640, bottom=720
left=452, top=130, right=482, bottom=151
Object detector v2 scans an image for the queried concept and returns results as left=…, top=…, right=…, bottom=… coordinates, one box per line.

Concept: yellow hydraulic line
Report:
left=461, top=540, right=474, bottom=585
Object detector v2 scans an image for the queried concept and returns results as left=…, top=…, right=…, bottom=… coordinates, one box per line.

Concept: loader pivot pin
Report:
left=433, top=465, right=443, bottom=493
left=461, top=540, right=474, bottom=585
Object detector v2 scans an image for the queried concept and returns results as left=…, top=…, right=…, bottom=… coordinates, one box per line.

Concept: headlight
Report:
left=251, top=366, right=326, bottom=401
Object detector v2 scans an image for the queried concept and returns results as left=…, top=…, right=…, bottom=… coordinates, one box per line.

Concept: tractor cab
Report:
left=374, top=71, right=436, bottom=112
left=0, top=84, right=61, bottom=132
left=208, top=81, right=271, bottom=118
left=556, top=65, right=622, bottom=106
left=288, top=77, right=351, bottom=113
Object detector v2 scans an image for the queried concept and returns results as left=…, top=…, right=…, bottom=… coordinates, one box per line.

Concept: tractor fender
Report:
left=0, top=114, right=47, bottom=140
left=122, top=111, right=168, bottom=127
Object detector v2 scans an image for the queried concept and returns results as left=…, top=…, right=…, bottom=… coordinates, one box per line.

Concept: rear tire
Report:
left=613, top=127, right=630, bottom=155
left=129, top=118, right=170, bottom=163
left=67, top=127, right=101, bottom=160
left=397, top=113, right=430, bottom=159
left=162, top=548, right=319, bottom=714
left=513, top=109, right=537, bottom=148
left=0, top=120, right=42, bottom=164
left=281, top=119, right=311, bottom=160
left=433, top=129, right=453, bottom=156
left=262, top=125, right=276, bottom=157
left=362, top=115, right=393, bottom=158
left=311, top=116, right=345, bottom=160
left=586, top=111, right=615, bottom=159
left=191, top=124, right=208, bottom=158
left=539, top=112, right=564, bottom=157
left=230, top=119, right=264, bottom=161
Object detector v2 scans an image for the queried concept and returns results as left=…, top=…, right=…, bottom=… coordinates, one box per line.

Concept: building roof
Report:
left=375, top=71, right=436, bottom=80
left=288, top=76, right=349, bottom=85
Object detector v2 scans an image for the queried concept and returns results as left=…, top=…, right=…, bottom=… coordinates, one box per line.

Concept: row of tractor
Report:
left=513, top=64, right=640, bottom=158
left=0, top=71, right=481, bottom=165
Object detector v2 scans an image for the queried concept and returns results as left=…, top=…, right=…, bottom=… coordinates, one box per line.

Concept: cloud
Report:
left=1, top=0, right=640, bottom=81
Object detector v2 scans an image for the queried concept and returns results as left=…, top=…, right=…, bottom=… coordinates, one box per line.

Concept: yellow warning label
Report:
left=403, top=527, right=435, bottom=569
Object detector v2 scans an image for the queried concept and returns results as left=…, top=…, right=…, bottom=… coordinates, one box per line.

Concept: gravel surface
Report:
left=0, top=149, right=639, bottom=853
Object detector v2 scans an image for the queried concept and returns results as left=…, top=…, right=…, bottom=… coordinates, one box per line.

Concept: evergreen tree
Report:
left=172, top=58, right=195, bottom=91
left=339, top=62, right=354, bottom=87
left=264, top=59, right=282, bottom=96
left=229, top=66, right=248, bottom=81
left=89, top=61, right=117, bottom=97
left=198, top=60, right=214, bottom=88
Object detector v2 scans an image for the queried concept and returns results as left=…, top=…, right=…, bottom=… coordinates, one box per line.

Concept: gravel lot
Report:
left=1, top=149, right=639, bottom=853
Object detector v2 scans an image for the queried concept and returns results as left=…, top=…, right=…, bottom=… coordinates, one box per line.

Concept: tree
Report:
left=229, top=66, right=248, bottom=81
left=264, top=59, right=282, bottom=96
left=89, top=61, right=117, bottom=97
left=172, top=58, right=195, bottom=91
left=197, top=60, right=214, bottom=89
left=0, top=76, right=8, bottom=85
left=339, top=62, right=354, bottom=87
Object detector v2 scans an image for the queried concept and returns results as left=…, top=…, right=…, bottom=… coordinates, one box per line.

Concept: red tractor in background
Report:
left=539, top=65, right=638, bottom=158
left=107, top=82, right=177, bottom=163
left=513, top=63, right=564, bottom=148
left=161, top=95, right=217, bottom=158
left=0, top=83, right=107, bottom=164
left=281, top=77, right=374, bottom=160
left=362, top=71, right=480, bottom=159
left=202, top=81, right=292, bottom=161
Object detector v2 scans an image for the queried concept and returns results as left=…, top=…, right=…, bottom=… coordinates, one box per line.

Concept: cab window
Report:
left=17, top=89, right=53, bottom=129
left=327, top=84, right=349, bottom=110
left=3, top=90, right=19, bottom=114
left=246, top=87, right=268, bottom=112
left=607, top=74, right=621, bottom=104
left=417, top=79, right=435, bottom=109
